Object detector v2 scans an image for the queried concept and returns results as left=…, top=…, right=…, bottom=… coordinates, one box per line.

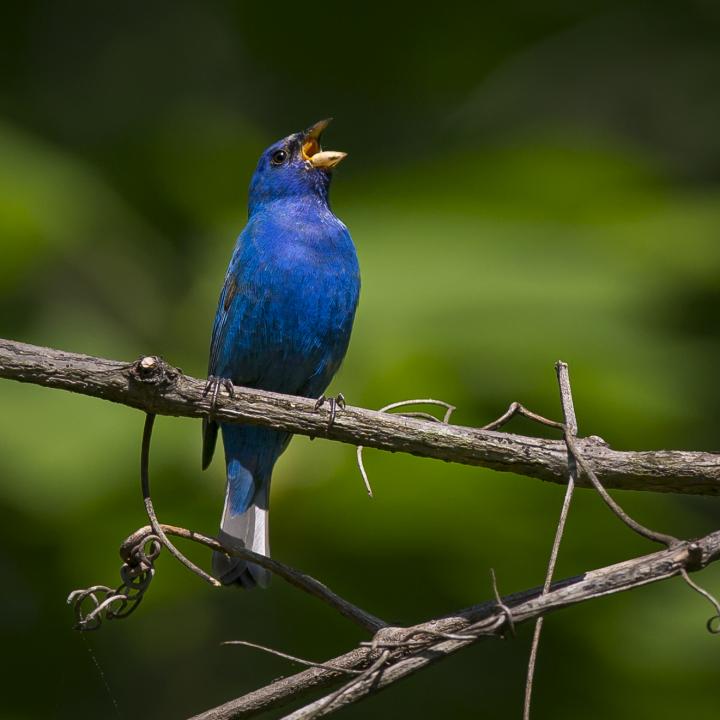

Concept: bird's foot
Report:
left=314, top=393, right=346, bottom=430
left=203, top=375, right=235, bottom=415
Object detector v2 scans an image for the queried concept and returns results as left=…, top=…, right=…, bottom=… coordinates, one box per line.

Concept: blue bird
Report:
left=202, top=119, right=360, bottom=588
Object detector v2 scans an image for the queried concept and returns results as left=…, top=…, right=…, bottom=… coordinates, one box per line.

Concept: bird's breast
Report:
left=229, top=215, right=359, bottom=394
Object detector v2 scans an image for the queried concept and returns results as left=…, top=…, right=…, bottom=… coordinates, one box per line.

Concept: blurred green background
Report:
left=1, top=1, right=719, bottom=718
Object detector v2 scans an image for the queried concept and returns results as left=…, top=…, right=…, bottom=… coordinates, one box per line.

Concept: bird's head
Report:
left=248, top=119, right=346, bottom=215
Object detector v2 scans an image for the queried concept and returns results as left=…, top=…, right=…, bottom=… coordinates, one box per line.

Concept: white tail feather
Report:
left=213, top=487, right=271, bottom=588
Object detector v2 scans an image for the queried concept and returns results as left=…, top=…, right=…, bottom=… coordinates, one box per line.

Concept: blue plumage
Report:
left=203, top=120, right=360, bottom=588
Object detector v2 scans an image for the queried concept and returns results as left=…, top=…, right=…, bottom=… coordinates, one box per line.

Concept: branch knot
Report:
left=129, top=355, right=179, bottom=388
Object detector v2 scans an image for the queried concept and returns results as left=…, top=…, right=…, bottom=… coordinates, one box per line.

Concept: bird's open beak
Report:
left=302, top=118, right=347, bottom=170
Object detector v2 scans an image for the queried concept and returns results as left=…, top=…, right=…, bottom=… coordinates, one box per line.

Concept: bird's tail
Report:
left=213, top=489, right=271, bottom=589
left=212, top=425, right=290, bottom=589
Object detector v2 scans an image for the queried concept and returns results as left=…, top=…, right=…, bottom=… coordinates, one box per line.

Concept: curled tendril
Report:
left=679, top=567, right=720, bottom=636
left=707, top=615, right=720, bottom=634
left=67, top=534, right=161, bottom=631
left=356, top=399, right=456, bottom=497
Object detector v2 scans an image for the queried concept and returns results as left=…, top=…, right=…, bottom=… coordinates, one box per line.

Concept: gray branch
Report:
left=189, top=530, right=720, bottom=719
left=1, top=337, right=718, bottom=495
left=3, top=337, right=718, bottom=717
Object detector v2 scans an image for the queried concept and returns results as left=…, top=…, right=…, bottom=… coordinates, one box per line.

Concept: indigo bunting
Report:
left=202, top=119, right=360, bottom=588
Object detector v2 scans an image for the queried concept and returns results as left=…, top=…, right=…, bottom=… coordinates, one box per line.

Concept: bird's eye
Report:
left=271, top=149, right=288, bottom=166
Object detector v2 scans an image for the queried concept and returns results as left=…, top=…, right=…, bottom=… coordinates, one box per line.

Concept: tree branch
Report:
left=523, top=361, right=579, bottom=719
left=5, top=337, right=718, bottom=716
left=188, top=530, right=720, bottom=719
left=1, top=338, right=718, bottom=495
left=133, top=524, right=387, bottom=634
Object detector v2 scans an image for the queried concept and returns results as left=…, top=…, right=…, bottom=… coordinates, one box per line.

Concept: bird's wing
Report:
left=201, top=417, right=219, bottom=470
left=208, top=270, right=241, bottom=376
left=202, top=241, right=250, bottom=470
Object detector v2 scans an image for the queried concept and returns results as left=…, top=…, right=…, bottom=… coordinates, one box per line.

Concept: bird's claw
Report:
left=203, top=375, right=235, bottom=415
left=314, top=393, right=346, bottom=430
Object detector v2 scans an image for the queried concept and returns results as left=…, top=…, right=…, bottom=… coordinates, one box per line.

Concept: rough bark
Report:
left=189, top=531, right=720, bottom=719
left=1, top=337, right=718, bottom=495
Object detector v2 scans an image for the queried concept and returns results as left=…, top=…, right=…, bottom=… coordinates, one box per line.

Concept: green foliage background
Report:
left=1, top=2, right=719, bottom=718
